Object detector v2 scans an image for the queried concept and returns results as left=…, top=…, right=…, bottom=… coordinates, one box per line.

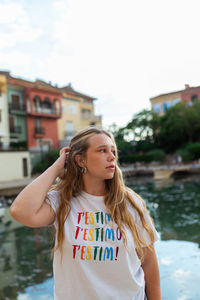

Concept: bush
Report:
left=176, top=148, right=192, bottom=162
left=147, top=149, right=166, bottom=162
left=10, top=140, right=27, bottom=150
left=32, top=149, right=59, bottom=174
left=177, top=143, right=200, bottom=162
left=119, top=154, right=140, bottom=164
left=186, top=143, right=200, bottom=160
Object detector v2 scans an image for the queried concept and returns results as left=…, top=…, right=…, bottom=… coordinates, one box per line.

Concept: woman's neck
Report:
left=83, top=177, right=106, bottom=196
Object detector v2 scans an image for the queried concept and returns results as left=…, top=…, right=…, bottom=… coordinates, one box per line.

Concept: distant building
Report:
left=150, top=84, right=200, bottom=115
left=0, top=74, right=10, bottom=149
left=0, top=70, right=102, bottom=172
left=0, top=151, right=31, bottom=182
left=59, top=84, right=102, bottom=147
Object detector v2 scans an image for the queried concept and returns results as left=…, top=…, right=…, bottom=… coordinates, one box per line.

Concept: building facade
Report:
left=150, top=90, right=181, bottom=115
left=58, top=85, right=102, bottom=147
left=25, top=83, right=62, bottom=152
left=0, top=70, right=102, bottom=174
left=0, top=74, right=10, bottom=149
left=150, top=84, right=200, bottom=115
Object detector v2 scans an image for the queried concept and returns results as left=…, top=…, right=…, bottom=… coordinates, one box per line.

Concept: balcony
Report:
left=34, top=127, right=45, bottom=137
left=10, top=126, right=22, bottom=134
left=9, top=103, right=26, bottom=114
left=64, top=130, right=74, bottom=138
left=81, top=114, right=102, bottom=124
left=29, top=106, right=60, bottom=119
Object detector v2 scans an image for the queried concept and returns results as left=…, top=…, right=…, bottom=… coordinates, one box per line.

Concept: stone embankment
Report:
left=1, top=163, right=200, bottom=197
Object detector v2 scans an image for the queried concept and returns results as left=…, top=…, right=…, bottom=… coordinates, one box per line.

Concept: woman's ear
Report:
left=75, top=154, right=85, bottom=167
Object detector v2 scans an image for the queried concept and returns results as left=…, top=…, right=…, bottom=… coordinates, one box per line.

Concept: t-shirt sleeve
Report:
left=45, top=190, right=60, bottom=215
left=127, top=191, right=160, bottom=246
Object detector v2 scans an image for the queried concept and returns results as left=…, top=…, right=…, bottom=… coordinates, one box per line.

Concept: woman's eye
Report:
left=100, top=149, right=105, bottom=153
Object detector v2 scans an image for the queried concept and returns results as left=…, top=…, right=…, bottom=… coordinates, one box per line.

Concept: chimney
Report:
left=185, top=84, right=190, bottom=89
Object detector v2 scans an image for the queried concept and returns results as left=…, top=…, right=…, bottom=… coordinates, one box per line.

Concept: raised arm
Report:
left=10, top=148, right=70, bottom=228
left=141, top=246, right=161, bottom=300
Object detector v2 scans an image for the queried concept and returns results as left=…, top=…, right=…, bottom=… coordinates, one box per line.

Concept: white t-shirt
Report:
left=46, top=190, right=159, bottom=300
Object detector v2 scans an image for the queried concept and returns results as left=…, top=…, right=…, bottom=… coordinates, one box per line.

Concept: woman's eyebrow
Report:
left=96, top=144, right=115, bottom=149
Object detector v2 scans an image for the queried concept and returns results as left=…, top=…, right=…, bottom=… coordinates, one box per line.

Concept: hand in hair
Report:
left=57, top=147, right=71, bottom=179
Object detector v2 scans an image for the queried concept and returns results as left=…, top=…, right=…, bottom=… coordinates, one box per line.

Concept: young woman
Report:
left=10, top=127, right=161, bottom=300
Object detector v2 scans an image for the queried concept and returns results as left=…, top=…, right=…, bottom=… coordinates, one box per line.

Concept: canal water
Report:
left=0, top=175, right=200, bottom=300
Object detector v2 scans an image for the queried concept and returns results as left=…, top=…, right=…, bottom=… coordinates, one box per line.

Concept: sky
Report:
left=1, top=0, right=200, bottom=129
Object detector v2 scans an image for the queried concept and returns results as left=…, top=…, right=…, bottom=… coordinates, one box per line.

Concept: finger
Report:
left=59, top=147, right=71, bottom=156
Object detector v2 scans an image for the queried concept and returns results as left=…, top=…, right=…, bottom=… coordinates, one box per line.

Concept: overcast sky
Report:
left=1, top=0, right=200, bottom=128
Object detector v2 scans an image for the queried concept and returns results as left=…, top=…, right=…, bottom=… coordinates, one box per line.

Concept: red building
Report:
left=181, top=84, right=200, bottom=105
left=6, top=74, right=62, bottom=152
left=25, top=81, right=62, bottom=152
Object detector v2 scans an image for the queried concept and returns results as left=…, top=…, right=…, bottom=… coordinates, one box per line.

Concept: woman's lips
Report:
left=106, top=165, right=115, bottom=170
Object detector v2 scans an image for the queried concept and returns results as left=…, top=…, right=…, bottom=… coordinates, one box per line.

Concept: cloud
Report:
left=172, top=269, right=192, bottom=285
left=0, top=0, right=42, bottom=50
left=0, top=51, right=30, bottom=67
left=160, top=256, right=173, bottom=266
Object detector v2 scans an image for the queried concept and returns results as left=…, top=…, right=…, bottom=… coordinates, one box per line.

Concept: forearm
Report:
left=143, top=264, right=161, bottom=300
left=10, top=164, right=59, bottom=219
left=142, top=247, right=161, bottom=300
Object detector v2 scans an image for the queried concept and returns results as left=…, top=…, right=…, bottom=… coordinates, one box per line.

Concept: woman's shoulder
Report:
left=126, top=187, right=145, bottom=209
left=46, top=190, right=60, bottom=213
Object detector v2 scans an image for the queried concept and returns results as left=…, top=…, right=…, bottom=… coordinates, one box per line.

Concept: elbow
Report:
left=9, top=203, right=40, bottom=228
left=9, top=203, right=19, bottom=221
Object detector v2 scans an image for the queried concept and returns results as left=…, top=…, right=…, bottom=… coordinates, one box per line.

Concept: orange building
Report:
left=25, top=83, right=62, bottom=152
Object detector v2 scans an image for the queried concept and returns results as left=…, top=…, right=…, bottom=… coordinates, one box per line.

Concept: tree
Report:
left=155, top=102, right=200, bottom=153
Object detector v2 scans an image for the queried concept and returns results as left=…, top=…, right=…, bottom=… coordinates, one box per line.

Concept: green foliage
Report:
left=10, top=141, right=27, bottom=150
left=119, top=149, right=166, bottom=164
left=176, top=148, right=191, bottom=162
left=32, top=149, right=59, bottom=174
left=147, top=149, right=166, bottom=162
left=177, top=143, right=200, bottom=162
left=186, top=143, right=200, bottom=160
left=156, top=102, right=200, bottom=153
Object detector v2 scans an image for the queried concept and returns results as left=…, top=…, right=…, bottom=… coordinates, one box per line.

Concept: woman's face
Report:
left=83, top=133, right=116, bottom=181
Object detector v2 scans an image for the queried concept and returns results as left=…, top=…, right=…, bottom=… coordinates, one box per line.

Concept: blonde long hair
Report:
left=50, top=127, right=155, bottom=261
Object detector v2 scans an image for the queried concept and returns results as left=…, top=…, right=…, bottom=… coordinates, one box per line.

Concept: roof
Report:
left=150, top=84, right=200, bottom=101
left=0, top=70, right=96, bottom=100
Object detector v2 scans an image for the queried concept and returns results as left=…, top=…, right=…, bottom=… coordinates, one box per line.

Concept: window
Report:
left=69, top=104, right=76, bottom=115
left=42, top=98, right=52, bottom=113
left=163, top=101, right=170, bottom=113
left=23, top=158, right=28, bottom=177
left=34, top=119, right=44, bottom=134
left=172, top=98, right=180, bottom=106
left=153, top=103, right=161, bottom=114
left=35, top=118, right=42, bottom=128
left=191, top=94, right=198, bottom=103
left=11, top=94, right=20, bottom=110
left=81, top=109, right=91, bottom=120
left=65, top=122, right=74, bottom=136
left=33, top=96, right=42, bottom=112
left=62, top=104, right=66, bottom=113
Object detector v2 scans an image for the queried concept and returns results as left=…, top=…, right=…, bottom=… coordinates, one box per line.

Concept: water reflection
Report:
left=0, top=175, right=200, bottom=299
left=127, top=176, right=200, bottom=247
left=0, top=210, right=53, bottom=300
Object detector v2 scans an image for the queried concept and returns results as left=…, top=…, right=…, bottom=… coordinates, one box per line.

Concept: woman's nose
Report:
left=108, top=151, right=115, bottom=161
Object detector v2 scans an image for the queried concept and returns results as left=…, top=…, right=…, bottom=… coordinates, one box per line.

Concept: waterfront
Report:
left=0, top=175, right=200, bottom=299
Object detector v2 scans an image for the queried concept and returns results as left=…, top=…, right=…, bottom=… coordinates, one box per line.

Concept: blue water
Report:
left=0, top=176, right=200, bottom=300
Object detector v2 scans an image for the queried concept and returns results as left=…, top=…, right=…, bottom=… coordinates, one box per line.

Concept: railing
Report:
left=10, top=126, right=22, bottom=134
left=34, top=107, right=59, bottom=115
left=81, top=114, right=102, bottom=122
left=64, top=131, right=74, bottom=138
left=9, top=103, right=26, bottom=111
left=34, top=127, right=45, bottom=134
